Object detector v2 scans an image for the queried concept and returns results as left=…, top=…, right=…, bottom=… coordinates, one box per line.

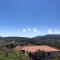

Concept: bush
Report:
left=0, top=49, right=28, bottom=60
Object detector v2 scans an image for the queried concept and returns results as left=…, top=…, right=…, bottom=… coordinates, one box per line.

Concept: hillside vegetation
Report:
left=0, top=49, right=28, bottom=60
left=0, top=34, right=60, bottom=49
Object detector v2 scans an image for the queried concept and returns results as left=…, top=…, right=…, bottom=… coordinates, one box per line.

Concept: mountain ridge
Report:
left=0, top=34, right=60, bottom=48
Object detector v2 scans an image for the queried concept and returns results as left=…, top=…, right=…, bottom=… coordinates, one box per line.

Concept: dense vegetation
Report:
left=0, top=34, right=60, bottom=49
left=28, top=50, right=60, bottom=60
left=0, top=34, right=60, bottom=60
left=0, top=49, right=28, bottom=60
left=0, top=49, right=60, bottom=60
left=31, top=34, right=60, bottom=49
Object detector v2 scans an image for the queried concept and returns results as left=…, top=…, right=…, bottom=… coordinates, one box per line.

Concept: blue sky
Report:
left=0, top=0, right=60, bottom=37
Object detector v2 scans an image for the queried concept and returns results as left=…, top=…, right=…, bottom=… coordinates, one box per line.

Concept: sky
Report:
left=0, top=0, right=60, bottom=37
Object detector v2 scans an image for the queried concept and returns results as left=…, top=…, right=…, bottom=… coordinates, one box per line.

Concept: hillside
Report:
left=31, top=34, right=60, bottom=48
left=0, top=34, right=60, bottom=48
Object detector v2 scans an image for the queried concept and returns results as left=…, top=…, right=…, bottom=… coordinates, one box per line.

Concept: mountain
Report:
left=32, top=34, right=60, bottom=41
left=31, top=34, right=60, bottom=48
left=0, top=34, right=60, bottom=48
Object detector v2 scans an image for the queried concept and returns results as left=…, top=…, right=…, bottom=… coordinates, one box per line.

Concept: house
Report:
left=15, top=45, right=60, bottom=57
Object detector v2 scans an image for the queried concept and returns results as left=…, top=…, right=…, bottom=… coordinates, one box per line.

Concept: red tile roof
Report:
left=15, top=45, right=60, bottom=52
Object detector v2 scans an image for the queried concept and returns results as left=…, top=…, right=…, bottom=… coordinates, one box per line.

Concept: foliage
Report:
left=0, top=34, right=60, bottom=49
left=28, top=50, right=60, bottom=60
left=6, top=44, right=15, bottom=49
left=28, top=50, right=47, bottom=60
left=0, top=49, right=28, bottom=60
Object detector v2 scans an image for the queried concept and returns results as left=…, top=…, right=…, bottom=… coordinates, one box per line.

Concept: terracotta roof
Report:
left=15, top=45, right=60, bottom=52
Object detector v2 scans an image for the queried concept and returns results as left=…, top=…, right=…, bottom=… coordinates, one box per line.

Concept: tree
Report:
left=0, top=49, right=28, bottom=60
left=28, top=50, right=46, bottom=60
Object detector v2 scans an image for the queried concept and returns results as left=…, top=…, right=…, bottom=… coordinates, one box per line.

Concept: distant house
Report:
left=15, top=45, right=60, bottom=57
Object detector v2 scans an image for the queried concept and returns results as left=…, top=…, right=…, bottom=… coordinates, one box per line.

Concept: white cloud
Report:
left=54, top=30, right=60, bottom=34
left=38, top=31, right=40, bottom=33
left=36, top=31, right=40, bottom=34
left=33, top=28, right=38, bottom=33
left=22, top=29, right=26, bottom=32
left=22, top=28, right=40, bottom=33
left=48, top=29, right=60, bottom=34
left=48, top=29, right=53, bottom=34
left=27, top=28, right=31, bottom=31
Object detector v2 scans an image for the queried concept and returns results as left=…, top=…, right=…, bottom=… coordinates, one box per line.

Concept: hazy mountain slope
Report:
left=0, top=34, right=60, bottom=48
